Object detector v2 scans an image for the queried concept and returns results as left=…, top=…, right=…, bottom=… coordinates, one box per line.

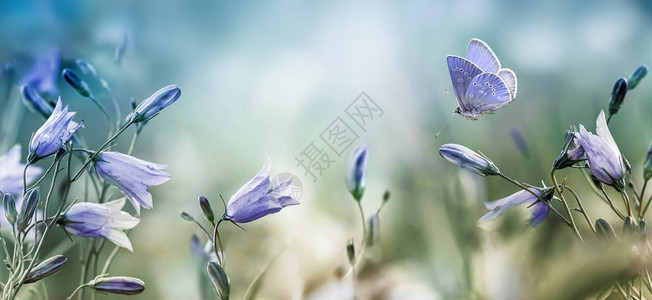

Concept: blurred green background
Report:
left=1, top=0, right=652, bottom=299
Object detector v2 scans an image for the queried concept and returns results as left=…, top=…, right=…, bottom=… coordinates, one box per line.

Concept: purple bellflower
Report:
left=19, top=49, right=60, bottom=96
left=225, top=157, right=299, bottom=223
left=347, top=145, right=368, bottom=201
left=28, top=98, right=83, bottom=160
left=479, top=188, right=552, bottom=227
left=94, top=152, right=171, bottom=215
left=62, top=198, right=139, bottom=251
left=90, top=276, right=145, bottom=295
left=575, top=110, right=625, bottom=190
left=131, top=85, right=181, bottom=123
left=439, top=144, right=500, bottom=176
left=0, top=145, right=42, bottom=197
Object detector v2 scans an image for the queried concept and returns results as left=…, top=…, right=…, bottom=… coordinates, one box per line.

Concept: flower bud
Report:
left=74, top=59, right=97, bottom=77
left=628, top=65, right=648, bottom=90
left=439, top=144, right=500, bottom=176
left=21, top=85, right=54, bottom=118
left=595, top=219, right=617, bottom=241
left=366, top=213, right=380, bottom=247
left=644, top=142, right=652, bottom=181
left=346, top=145, right=368, bottom=202
left=552, top=131, right=584, bottom=171
left=62, top=68, right=92, bottom=98
left=199, top=196, right=215, bottom=223
left=3, top=194, right=16, bottom=225
left=180, top=211, right=195, bottom=222
left=382, top=190, right=390, bottom=204
left=23, top=255, right=67, bottom=284
left=207, top=262, right=230, bottom=300
left=17, top=189, right=39, bottom=232
left=346, top=239, right=355, bottom=266
left=624, top=216, right=637, bottom=236
left=90, top=276, right=145, bottom=295
left=132, top=85, right=181, bottom=122
left=608, top=78, right=628, bottom=120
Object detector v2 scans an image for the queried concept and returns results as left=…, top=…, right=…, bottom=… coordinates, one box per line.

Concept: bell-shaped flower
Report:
left=131, top=85, right=181, bottom=122
left=439, top=144, right=500, bottom=176
left=62, top=198, right=139, bottom=251
left=29, top=98, right=83, bottom=160
left=0, top=145, right=42, bottom=197
left=575, top=110, right=625, bottom=190
left=347, top=145, right=368, bottom=201
left=479, top=188, right=552, bottom=227
left=19, top=49, right=60, bottom=96
left=94, top=152, right=171, bottom=215
left=21, top=85, right=54, bottom=118
left=225, top=157, right=299, bottom=223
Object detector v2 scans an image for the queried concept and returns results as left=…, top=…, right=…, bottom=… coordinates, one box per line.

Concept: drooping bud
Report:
left=595, top=219, right=617, bottom=241
left=74, top=59, right=98, bottom=77
left=346, top=239, right=355, bottom=266
left=17, top=189, right=39, bottom=232
left=207, top=262, right=230, bottom=300
left=132, top=85, right=181, bottom=123
left=180, top=211, right=195, bottom=222
left=607, top=78, right=628, bottom=121
left=644, top=142, right=652, bottom=181
left=21, top=85, right=54, bottom=118
left=23, top=255, right=67, bottom=284
left=382, top=190, right=390, bottom=204
left=90, top=276, right=145, bottom=295
left=199, top=196, right=215, bottom=223
left=3, top=194, right=16, bottom=225
left=439, top=144, right=500, bottom=176
left=628, top=65, right=648, bottom=90
left=62, top=69, right=92, bottom=98
left=366, top=213, right=380, bottom=247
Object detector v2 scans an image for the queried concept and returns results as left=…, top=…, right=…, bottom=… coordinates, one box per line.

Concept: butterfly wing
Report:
left=446, top=55, right=483, bottom=109
left=462, top=73, right=511, bottom=114
left=466, top=39, right=500, bottom=73
left=498, top=68, right=517, bottom=99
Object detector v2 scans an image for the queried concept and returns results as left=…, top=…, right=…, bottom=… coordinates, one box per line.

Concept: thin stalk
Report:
left=212, top=219, right=225, bottom=267
left=599, top=186, right=625, bottom=220
left=66, top=284, right=89, bottom=300
left=551, top=172, right=584, bottom=242
left=622, top=191, right=633, bottom=217
left=71, top=121, right=132, bottom=182
left=640, top=180, right=649, bottom=218
left=563, top=186, right=596, bottom=233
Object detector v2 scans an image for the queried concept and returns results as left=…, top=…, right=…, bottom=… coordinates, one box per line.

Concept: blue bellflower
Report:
left=575, top=110, right=625, bottom=190
left=19, top=49, right=60, bottom=96
left=225, top=157, right=299, bottom=223
left=0, top=146, right=42, bottom=197
left=478, top=188, right=550, bottom=227
left=347, top=145, right=368, bottom=201
left=29, top=98, right=83, bottom=160
left=94, top=152, right=171, bottom=215
left=63, top=198, right=140, bottom=251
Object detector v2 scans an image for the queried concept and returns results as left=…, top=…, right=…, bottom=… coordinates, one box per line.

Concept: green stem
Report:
left=66, top=284, right=89, bottom=300
left=551, top=172, right=584, bottom=242
left=563, top=186, right=597, bottom=233
left=356, top=201, right=366, bottom=242
left=640, top=180, right=649, bottom=218
left=599, top=186, right=625, bottom=220
left=212, top=219, right=225, bottom=267
left=71, top=121, right=132, bottom=182
left=622, top=191, right=633, bottom=218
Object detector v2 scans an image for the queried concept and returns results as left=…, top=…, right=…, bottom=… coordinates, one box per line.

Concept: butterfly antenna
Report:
left=434, top=113, right=455, bottom=139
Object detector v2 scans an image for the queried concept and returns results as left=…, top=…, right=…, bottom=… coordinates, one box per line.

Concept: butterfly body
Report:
left=447, top=39, right=517, bottom=120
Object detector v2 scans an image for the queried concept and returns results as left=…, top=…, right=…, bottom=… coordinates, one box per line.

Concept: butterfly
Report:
left=446, top=39, right=517, bottom=120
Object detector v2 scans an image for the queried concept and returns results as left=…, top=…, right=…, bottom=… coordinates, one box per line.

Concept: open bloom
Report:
left=575, top=110, right=625, bottom=190
left=94, top=152, right=171, bottom=215
left=479, top=188, right=551, bottom=227
left=225, top=157, right=299, bottom=223
left=0, top=145, right=42, bottom=197
left=62, top=198, right=139, bottom=251
left=439, top=144, right=500, bottom=176
left=347, top=145, right=368, bottom=201
left=29, top=98, right=83, bottom=160
left=132, top=85, right=181, bottom=122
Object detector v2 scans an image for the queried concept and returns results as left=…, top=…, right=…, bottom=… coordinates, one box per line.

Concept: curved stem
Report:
left=640, top=180, right=649, bottom=218
left=551, top=172, right=584, bottom=242
left=599, top=186, right=625, bottom=220
left=127, top=124, right=143, bottom=155
left=212, top=219, right=224, bottom=267
left=622, top=191, right=633, bottom=217
left=66, top=284, right=89, bottom=300
left=356, top=201, right=366, bottom=243
left=563, top=185, right=597, bottom=233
